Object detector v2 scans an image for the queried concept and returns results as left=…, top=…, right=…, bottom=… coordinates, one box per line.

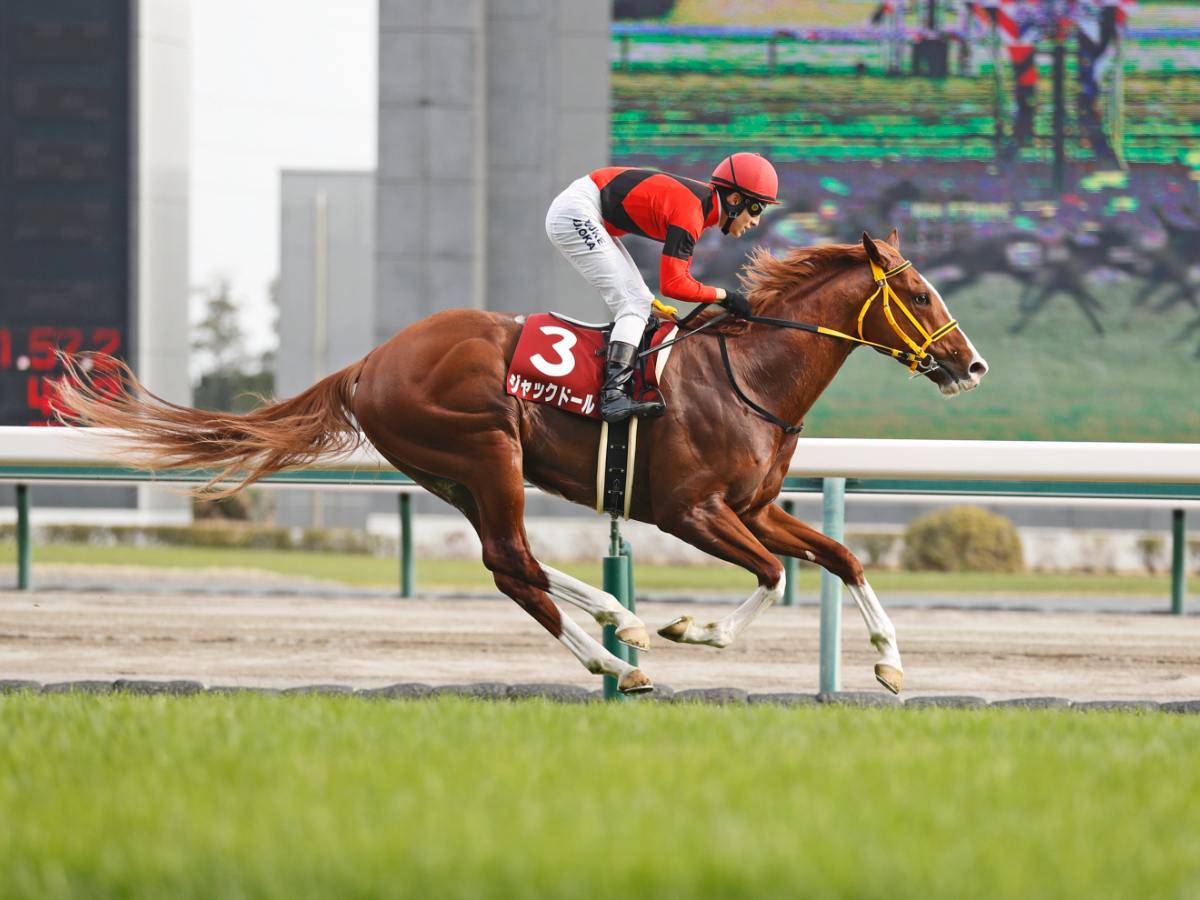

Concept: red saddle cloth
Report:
left=506, top=314, right=674, bottom=420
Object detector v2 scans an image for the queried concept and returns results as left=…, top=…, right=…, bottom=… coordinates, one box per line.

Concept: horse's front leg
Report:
left=655, top=498, right=785, bottom=649
left=744, top=503, right=903, bottom=694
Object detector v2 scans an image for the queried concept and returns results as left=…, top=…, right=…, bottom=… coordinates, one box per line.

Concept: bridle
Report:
left=653, top=257, right=960, bottom=371
left=856, top=259, right=960, bottom=374
left=642, top=257, right=962, bottom=433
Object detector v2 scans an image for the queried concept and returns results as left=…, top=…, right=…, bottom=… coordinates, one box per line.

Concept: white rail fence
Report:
left=2, top=428, right=1197, bottom=691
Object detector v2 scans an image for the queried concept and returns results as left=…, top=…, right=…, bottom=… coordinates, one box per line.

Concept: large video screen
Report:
left=0, top=1, right=131, bottom=427
left=612, top=0, right=1200, bottom=442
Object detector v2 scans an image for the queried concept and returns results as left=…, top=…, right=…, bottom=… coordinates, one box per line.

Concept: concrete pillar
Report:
left=375, top=0, right=611, bottom=338
left=376, top=0, right=488, bottom=342
left=486, top=0, right=611, bottom=320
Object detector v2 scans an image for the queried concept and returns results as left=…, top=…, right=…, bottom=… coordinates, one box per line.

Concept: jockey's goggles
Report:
left=720, top=194, right=769, bottom=233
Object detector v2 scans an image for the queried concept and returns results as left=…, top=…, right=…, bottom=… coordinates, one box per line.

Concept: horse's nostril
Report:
left=969, top=360, right=988, bottom=377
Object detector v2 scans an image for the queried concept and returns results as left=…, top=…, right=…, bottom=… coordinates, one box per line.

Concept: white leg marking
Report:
left=556, top=610, right=635, bottom=679
left=541, top=564, right=643, bottom=631
left=661, top=572, right=785, bottom=649
left=844, top=580, right=902, bottom=670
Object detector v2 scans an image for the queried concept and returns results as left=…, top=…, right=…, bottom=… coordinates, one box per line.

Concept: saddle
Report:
left=505, top=312, right=673, bottom=421
left=506, top=312, right=680, bottom=519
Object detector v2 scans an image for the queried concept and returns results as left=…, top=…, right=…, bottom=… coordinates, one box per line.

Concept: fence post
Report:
left=16, top=483, right=31, bottom=592
left=780, top=498, right=798, bottom=607
left=620, top=537, right=637, bottom=668
left=819, top=478, right=845, bottom=692
left=399, top=492, right=414, bottom=598
left=1172, top=508, right=1187, bottom=616
left=602, top=518, right=630, bottom=701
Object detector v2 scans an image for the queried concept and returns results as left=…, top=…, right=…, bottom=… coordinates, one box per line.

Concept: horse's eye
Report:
left=913, top=293, right=930, bottom=306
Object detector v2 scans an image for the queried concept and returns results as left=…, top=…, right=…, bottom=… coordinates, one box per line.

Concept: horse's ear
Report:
left=884, top=228, right=900, bottom=250
left=862, top=232, right=886, bottom=267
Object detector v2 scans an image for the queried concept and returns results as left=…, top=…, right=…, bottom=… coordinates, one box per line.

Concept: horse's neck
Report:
left=748, top=269, right=865, bottom=425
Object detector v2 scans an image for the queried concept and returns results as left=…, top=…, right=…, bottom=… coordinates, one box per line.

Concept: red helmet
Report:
left=710, top=153, right=781, bottom=205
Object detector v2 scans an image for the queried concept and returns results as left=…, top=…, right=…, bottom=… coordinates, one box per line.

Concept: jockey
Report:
left=545, top=153, right=780, bottom=423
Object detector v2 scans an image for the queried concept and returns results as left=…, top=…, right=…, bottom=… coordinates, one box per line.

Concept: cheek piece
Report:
left=720, top=195, right=748, bottom=235
left=720, top=195, right=765, bottom=235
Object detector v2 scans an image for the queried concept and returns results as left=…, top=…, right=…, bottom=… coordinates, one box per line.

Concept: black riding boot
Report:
left=600, top=341, right=666, bottom=423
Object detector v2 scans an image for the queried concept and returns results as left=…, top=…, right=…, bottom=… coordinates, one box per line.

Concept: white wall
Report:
left=136, top=0, right=192, bottom=524
left=364, top=514, right=1198, bottom=573
left=136, top=0, right=190, bottom=406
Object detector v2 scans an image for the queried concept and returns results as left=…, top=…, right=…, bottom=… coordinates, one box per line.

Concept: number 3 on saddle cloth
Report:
left=507, top=312, right=680, bottom=519
left=505, top=312, right=677, bottom=420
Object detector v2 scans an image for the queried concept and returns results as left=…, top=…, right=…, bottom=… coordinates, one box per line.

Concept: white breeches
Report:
left=545, top=176, right=655, bottom=347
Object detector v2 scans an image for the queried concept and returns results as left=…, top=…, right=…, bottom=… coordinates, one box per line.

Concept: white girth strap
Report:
left=593, top=325, right=678, bottom=519
left=624, top=418, right=638, bottom=520
left=594, top=418, right=639, bottom=520
left=595, top=420, right=608, bottom=516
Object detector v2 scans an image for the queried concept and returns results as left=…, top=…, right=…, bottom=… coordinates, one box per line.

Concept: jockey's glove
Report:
left=720, top=291, right=752, bottom=319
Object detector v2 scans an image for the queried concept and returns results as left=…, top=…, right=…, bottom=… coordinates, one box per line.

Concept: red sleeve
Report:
left=657, top=196, right=718, bottom=304
left=659, top=255, right=718, bottom=304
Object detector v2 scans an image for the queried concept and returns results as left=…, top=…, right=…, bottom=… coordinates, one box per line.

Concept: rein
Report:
left=638, top=258, right=961, bottom=434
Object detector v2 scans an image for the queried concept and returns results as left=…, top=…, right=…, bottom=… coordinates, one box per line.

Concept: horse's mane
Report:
left=662, top=243, right=871, bottom=333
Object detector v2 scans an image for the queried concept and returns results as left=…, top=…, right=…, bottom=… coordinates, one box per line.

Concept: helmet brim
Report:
left=709, top=177, right=781, bottom=204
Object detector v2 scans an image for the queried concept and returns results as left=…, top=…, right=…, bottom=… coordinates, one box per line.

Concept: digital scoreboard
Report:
left=0, top=1, right=131, bottom=426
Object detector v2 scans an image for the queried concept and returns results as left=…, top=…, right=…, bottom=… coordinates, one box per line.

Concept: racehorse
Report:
left=59, top=231, right=988, bottom=696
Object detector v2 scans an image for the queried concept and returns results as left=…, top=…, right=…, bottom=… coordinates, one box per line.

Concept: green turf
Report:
left=1, top=694, right=1197, bottom=899
left=1, top=540, right=1192, bottom=596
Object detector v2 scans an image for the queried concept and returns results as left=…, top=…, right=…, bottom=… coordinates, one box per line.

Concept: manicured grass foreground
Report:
left=2, top=695, right=1198, bottom=899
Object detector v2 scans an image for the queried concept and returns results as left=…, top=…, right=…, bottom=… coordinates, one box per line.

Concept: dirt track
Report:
left=2, top=590, right=1199, bottom=701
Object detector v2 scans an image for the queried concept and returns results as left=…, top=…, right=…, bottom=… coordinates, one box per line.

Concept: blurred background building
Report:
left=276, top=170, right=375, bottom=529
left=276, top=0, right=611, bottom=527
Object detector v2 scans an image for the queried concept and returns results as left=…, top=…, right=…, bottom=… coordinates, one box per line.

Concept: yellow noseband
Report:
left=857, top=259, right=959, bottom=372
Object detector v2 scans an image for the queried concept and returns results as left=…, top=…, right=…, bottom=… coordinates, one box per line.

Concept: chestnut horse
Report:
left=60, top=232, right=987, bottom=695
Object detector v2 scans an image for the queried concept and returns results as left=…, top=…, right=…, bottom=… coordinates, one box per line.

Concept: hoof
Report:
left=616, top=624, right=651, bottom=652
left=875, top=664, right=903, bottom=695
left=618, top=669, right=654, bottom=694
left=657, top=616, right=693, bottom=643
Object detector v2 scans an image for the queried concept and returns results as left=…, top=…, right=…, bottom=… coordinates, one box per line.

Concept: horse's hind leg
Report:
left=470, top=471, right=652, bottom=691
left=369, top=453, right=650, bottom=691
left=475, top=503, right=650, bottom=651
left=418, top=446, right=648, bottom=649
left=494, top=573, right=651, bottom=694
left=536, top=564, right=651, bottom=651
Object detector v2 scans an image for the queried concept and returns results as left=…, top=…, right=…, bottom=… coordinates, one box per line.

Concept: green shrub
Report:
left=846, top=533, right=897, bottom=569
left=902, top=506, right=1024, bottom=573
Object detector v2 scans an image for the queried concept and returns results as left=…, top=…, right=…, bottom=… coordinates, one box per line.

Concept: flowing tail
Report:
left=56, top=355, right=368, bottom=495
